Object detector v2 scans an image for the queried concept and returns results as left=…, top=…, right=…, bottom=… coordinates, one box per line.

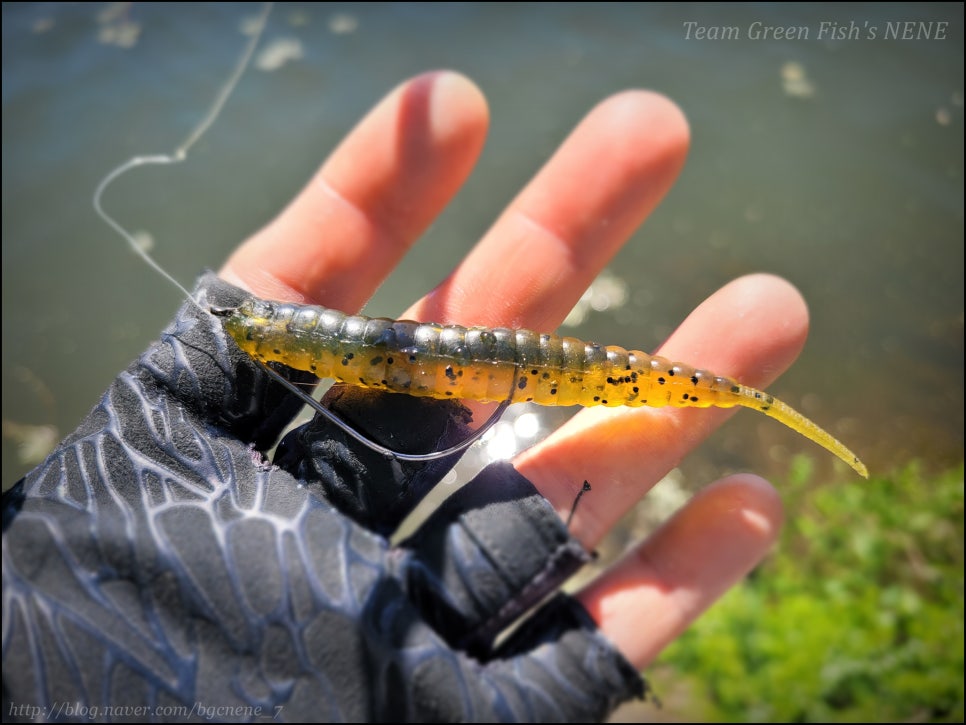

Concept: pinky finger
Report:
left=576, top=474, right=784, bottom=669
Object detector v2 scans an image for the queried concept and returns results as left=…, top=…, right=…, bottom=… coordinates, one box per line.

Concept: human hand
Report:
left=3, top=72, right=791, bottom=721
left=222, top=70, right=791, bottom=670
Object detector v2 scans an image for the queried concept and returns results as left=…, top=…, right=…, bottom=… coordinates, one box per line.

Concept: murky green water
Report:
left=3, top=3, right=963, bottom=488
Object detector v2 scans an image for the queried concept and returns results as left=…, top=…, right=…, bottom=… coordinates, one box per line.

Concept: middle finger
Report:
left=404, top=90, right=690, bottom=330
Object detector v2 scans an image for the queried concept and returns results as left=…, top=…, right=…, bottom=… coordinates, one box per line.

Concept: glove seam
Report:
left=465, top=525, right=591, bottom=646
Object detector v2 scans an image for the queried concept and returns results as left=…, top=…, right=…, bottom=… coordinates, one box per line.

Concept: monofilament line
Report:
left=92, top=3, right=273, bottom=307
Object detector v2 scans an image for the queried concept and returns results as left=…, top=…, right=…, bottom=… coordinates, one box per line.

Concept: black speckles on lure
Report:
left=219, top=297, right=868, bottom=477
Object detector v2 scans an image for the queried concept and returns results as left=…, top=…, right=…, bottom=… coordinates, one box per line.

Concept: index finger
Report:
left=220, top=71, right=488, bottom=310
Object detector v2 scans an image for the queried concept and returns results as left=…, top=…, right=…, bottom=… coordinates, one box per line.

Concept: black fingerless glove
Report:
left=2, top=273, right=645, bottom=722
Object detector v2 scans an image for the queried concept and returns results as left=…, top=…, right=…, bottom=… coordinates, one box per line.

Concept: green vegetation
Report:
left=654, top=460, right=964, bottom=722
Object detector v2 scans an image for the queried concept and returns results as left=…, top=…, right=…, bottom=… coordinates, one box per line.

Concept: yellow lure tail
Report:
left=731, top=385, right=868, bottom=478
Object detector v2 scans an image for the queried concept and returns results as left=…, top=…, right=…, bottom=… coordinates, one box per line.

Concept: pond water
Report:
left=3, top=3, right=962, bottom=489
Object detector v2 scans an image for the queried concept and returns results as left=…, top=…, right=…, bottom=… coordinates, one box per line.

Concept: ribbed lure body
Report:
left=220, top=298, right=868, bottom=477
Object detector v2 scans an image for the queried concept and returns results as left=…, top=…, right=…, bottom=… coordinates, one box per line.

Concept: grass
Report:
left=647, top=460, right=964, bottom=722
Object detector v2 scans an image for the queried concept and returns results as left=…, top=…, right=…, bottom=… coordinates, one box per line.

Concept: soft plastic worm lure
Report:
left=214, top=297, right=869, bottom=477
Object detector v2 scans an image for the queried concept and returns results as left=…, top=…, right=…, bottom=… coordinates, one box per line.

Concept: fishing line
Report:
left=92, top=2, right=273, bottom=311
